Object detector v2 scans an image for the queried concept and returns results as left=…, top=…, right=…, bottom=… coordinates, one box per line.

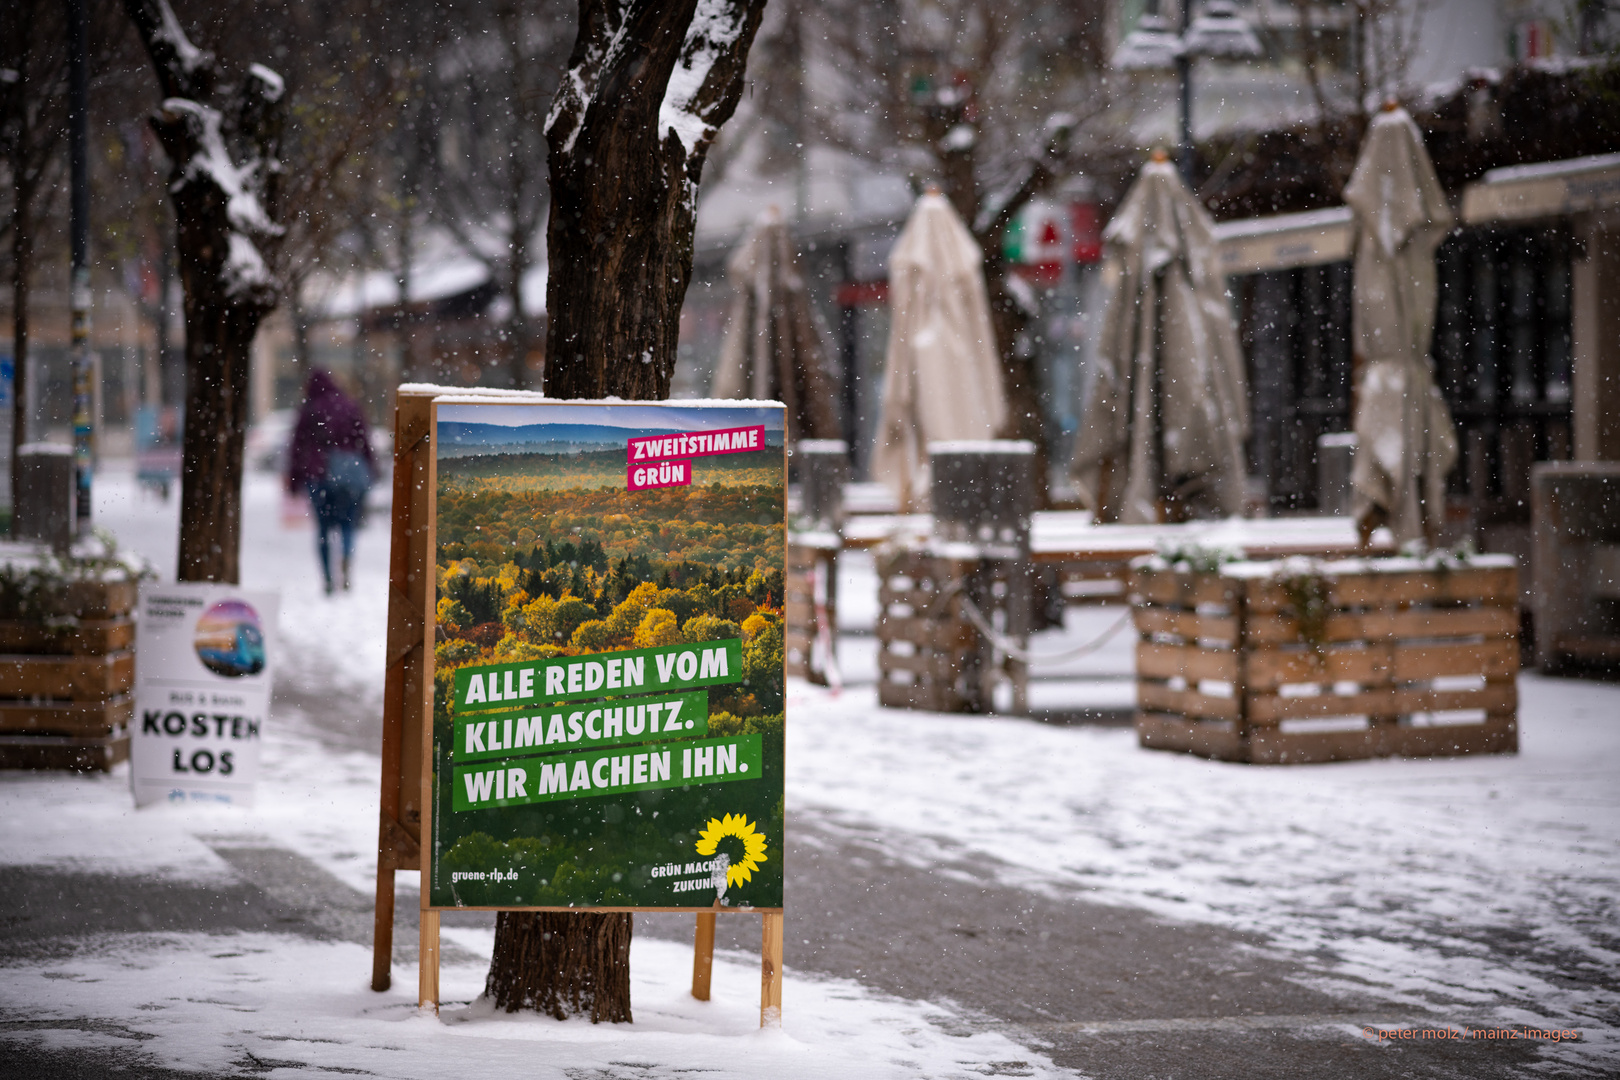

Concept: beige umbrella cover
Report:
left=1343, top=106, right=1459, bottom=546
left=1068, top=159, right=1250, bottom=523
left=711, top=212, right=843, bottom=443
left=869, top=193, right=1008, bottom=511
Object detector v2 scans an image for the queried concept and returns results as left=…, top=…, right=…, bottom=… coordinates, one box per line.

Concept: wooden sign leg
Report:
left=371, top=865, right=395, bottom=991
left=419, top=909, right=440, bottom=1011
left=692, top=912, right=717, bottom=1000
left=760, top=912, right=783, bottom=1027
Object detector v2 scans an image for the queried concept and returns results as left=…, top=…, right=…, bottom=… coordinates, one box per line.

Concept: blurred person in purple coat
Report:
left=285, top=370, right=377, bottom=594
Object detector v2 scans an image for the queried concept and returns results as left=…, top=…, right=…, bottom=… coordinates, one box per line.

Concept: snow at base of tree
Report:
left=0, top=929, right=1066, bottom=1079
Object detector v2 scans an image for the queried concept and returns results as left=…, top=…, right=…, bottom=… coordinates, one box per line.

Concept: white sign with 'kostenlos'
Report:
left=130, top=583, right=278, bottom=808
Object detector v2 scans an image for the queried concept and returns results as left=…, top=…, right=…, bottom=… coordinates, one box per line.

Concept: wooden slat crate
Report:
left=0, top=697, right=135, bottom=736
left=1131, top=554, right=1520, bottom=764
left=0, top=651, right=135, bottom=699
left=0, top=732, right=130, bottom=771
left=0, top=618, right=135, bottom=654
left=875, top=549, right=983, bottom=712
left=0, top=579, right=140, bottom=620
left=785, top=538, right=839, bottom=686
left=0, top=577, right=137, bottom=771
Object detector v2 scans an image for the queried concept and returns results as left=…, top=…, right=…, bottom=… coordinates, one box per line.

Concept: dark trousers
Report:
left=307, top=478, right=362, bottom=589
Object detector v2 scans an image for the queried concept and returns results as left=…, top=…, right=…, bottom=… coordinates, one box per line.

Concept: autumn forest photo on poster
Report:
left=428, top=400, right=786, bottom=911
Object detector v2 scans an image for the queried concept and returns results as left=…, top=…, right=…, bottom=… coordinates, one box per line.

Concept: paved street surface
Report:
left=0, top=815, right=1572, bottom=1079
left=0, top=467, right=1612, bottom=1078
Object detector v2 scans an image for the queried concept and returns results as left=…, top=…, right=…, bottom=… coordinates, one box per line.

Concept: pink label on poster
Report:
left=627, top=458, right=692, bottom=491
left=627, top=425, right=765, bottom=464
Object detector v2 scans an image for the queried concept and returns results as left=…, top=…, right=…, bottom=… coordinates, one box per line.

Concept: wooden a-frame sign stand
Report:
left=370, top=386, right=784, bottom=1025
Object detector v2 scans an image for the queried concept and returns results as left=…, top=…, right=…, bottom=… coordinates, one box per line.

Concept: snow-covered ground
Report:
left=1, top=465, right=1615, bottom=1076
left=0, top=908, right=1057, bottom=1079
left=0, top=468, right=1074, bottom=1078
left=786, top=679, right=1619, bottom=1060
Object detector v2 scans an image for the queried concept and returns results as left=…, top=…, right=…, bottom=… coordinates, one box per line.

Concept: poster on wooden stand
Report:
left=375, top=392, right=786, bottom=1026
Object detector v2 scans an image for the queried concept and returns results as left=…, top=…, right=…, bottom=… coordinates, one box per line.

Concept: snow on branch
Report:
left=247, top=63, right=284, bottom=103
left=973, top=158, right=1040, bottom=238
left=159, top=99, right=280, bottom=239
left=128, top=0, right=285, bottom=308
left=545, top=0, right=637, bottom=157
left=659, top=0, right=750, bottom=157
left=969, top=114, right=1076, bottom=241
left=223, top=232, right=275, bottom=301
left=155, top=0, right=207, bottom=75
left=158, top=97, right=281, bottom=302
left=125, top=0, right=215, bottom=100
left=547, top=0, right=764, bottom=168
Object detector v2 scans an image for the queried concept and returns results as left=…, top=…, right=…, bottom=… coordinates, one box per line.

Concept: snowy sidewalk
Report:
left=0, top=470, right=1072, bottom=1079
left=781, top=675, right=1620, bottom=1073
left=0, top=468, right=1614, bottom=1078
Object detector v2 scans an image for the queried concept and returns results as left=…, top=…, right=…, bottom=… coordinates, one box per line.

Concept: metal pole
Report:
left=1177, top=1, right=1193, bottom=183
left=69, top=0, right=93, bottom=537
left=1177, top=56, right=1192, bottom=182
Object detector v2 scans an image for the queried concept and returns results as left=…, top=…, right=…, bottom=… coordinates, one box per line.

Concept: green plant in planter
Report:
left=1430, top=540, right=1475, bottom=574
left=0, top=529, right=153, bottom=620
left=1276, top=563, right=1333, bottom=662
left=1155, top=541, right=1244, bottom=575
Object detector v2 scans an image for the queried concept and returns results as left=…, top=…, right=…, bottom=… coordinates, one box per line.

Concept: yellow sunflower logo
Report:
left=694, top=813, right=769, bottom=889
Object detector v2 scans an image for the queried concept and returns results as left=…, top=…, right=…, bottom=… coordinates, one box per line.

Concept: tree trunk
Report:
left=123, top=0, right=285, bottom=584
left=543, top=0, right=766, bottom=398
left=4, top=0, right=68, bottom=528
left=486, top=909, right=633, bottom=1022
left=289, top=283, right=313, bottom=375
left=981, top=250, right=1050, bottom=503
left=507, top=264, right=530, bottom=391
left=395, top=207, right=431, bottom=384
left=490, top=0, right=765, bottom=1022
left=10, top=210, right=32, bottom=521
left=173, top=292, right=259, bottom=582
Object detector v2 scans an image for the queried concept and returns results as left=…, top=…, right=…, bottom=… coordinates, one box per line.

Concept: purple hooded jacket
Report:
left=286, top=369, right=376, bottom=491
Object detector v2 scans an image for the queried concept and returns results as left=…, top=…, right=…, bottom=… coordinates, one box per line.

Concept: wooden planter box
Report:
left=0, top=651, right=134, bottom=699
left=785, top=536, right=840, bottom=686
left=0, top=576, right=136, bottom=772
left=0, top=579, right=138, bottom=620
left=876, top=549, right=981, bottom=711
left=1132, top=555, right=1519, bottom=764
left=0, top=617, right=135, bottom=655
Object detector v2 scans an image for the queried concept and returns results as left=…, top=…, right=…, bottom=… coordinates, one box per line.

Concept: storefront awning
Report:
left=1209, top=152, right=1620, bottom=277
left=1211, top=207, right=1353, bottom=276
left=1460, top=152, right=1620, bottom=225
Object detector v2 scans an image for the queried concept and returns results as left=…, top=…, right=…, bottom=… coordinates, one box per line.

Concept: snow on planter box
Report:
left=427, top=398, right=786, bottom=911
left=1130, top=550, right=1519, bottom=765
left=0, top=542, right=143, bottom=771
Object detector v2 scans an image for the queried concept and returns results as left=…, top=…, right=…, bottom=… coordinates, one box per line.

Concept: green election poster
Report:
left=428, top=400, right=785, bottom=911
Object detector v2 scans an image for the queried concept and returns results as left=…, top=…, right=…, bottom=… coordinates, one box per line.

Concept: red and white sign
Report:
left=625, top=424, right=767, bottom=491
left=1071, top=202, right=1103, bottom=264
left=627, top=458, right=693, bottom=491
left=626, top=425, right=765, bottom=464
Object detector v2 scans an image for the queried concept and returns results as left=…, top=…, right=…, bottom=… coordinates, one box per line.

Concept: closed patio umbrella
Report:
left=710, top=210, right=842, bottom=444
left=869, top=192, right=1008, bottom=511
left=1068, top=155, right=1249, bottom=523
left=1344, top=104, right=1459, bottom=547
